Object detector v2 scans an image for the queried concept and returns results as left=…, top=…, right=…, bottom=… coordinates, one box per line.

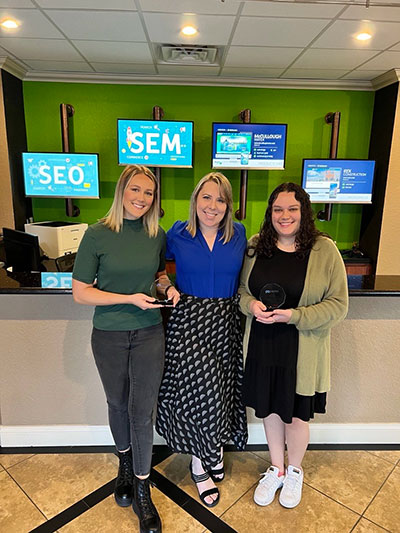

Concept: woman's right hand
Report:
left=249, top=299, right=275, bottom=324
left=129, top=293, right=163, bottom=310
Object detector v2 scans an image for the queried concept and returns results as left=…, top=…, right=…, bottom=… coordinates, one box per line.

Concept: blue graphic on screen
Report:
left=22, top=153, right=99, bottom=198
left=41, top=272, right=72, bottom=288
left=118, top=119, right=193, bottom=167
left=212, top=123, right=287, bottom=170
left=302, top=159, right=375, bottom=204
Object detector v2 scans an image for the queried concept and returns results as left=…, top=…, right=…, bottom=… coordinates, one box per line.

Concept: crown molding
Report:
left=0, top=55, right=378, bottom=91
left=0, top=57, right=27, bottom=80
left=371, top=69, right=400, bottom=91
left=22, top=69, right=373, bottom=91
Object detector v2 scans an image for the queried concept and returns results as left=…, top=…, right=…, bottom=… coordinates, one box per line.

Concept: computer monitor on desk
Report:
left=3, top=228, right=43, bottom=272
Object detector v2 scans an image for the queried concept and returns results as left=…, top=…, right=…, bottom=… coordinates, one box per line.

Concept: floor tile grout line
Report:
left=349, top=516, right=363, bottom=533
left=4, top=468, right=49, bottom=522
left=0, top=453, right=37, bottom=470
left=350, top=515, right=393, bottom=533
left=365, top=450, right=400, bottom=466
left=29, top=500, right=91, bottom=533
left=217, top=454, right=272, bottom=519
left=219, top=480, right=258, bottom=520
left=28, top=481, right=115, bottom=533
left=359, top=462, right=398, bottom=520
left=302, top=481, right=363, bottom=518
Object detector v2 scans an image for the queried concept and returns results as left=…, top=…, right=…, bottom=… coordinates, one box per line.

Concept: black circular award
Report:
left=259, top=283, right=286, bottom=311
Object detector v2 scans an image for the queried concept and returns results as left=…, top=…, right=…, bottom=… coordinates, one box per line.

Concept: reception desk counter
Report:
left=0, top=268, right=399, bottom=447
left=1, top=267, right=400, bottom=297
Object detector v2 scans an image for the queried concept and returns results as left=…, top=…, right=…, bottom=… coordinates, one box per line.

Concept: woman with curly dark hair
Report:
left=239, top=182, right=348, bottom=510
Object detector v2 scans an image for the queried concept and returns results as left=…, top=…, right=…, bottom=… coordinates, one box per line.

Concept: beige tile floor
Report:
left=0, top=449, right=399, bottom=533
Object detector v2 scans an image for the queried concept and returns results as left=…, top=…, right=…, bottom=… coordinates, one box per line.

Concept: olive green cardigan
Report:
left=238, top=235, right=349, bottom=396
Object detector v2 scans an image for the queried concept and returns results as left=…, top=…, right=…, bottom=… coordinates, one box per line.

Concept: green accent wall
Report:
left=23, top=81, right=374, bottom=248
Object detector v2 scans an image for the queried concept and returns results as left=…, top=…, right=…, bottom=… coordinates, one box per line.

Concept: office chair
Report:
left=55, top=253, right=76, bottom=272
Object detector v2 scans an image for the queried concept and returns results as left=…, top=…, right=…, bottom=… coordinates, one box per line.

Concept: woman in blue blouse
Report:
left=156, top=172, right=248, bottom=508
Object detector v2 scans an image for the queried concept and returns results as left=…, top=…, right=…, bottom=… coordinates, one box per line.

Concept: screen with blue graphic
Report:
left=22, top=153, right=99, bottom=198
left=302, top=159, right=376, bottom=204
left=41, top=272, right=72, bottom=288
left=118, top=119, right=193, bottom=167
left=211, top=123, right=287, bottom=170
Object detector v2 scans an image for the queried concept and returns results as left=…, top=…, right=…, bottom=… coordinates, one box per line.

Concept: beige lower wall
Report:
left=0, top=295, right=399, bottom=430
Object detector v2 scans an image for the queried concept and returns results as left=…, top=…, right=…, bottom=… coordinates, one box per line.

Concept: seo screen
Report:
left=22, top=153, right=100, bottom=198
left=117, top=119, right=194, bottom=167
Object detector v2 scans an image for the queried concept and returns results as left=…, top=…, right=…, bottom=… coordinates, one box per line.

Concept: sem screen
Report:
left=211, top=123, right=287, bottom=170
left=302, top=159, right=376, bottom=204
left=118, top=119, right=193, bottom=167
left=22, top=152, right=99, bottom=199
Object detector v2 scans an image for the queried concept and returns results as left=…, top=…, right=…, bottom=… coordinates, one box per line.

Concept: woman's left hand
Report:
left=166, top=286, right=180, bottom=306
left=270, top=308, right=292, bottom=323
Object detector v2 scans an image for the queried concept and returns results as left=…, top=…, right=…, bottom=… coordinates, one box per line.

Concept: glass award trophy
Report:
left=148, top=277, right=174, bottom=307
left=259, top=283, right=286, bottom=311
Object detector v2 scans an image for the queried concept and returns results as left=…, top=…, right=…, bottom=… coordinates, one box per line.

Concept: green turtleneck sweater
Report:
left=73, top=218, right=166, bottom=331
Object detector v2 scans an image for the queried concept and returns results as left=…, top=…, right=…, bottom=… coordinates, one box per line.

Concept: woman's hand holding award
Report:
left=147, top=277, right=179, bottom=307
left=259, top=283, right=286, bottom=311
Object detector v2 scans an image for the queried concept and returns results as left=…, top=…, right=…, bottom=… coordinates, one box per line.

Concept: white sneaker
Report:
left=279, top=465, right=304, bottom=508
left=253, top=465, right=284, bottom=506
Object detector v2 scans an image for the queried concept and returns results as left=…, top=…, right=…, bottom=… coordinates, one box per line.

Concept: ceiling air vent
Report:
left=159, top=45, right=219, bottom=65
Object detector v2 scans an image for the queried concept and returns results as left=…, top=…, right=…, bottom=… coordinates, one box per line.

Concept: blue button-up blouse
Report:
left=166, top=220, right=247, bottom=298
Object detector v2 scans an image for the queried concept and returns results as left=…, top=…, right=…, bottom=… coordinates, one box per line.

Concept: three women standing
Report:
left=73, top=167, right=347, bottom=519
left=156, top=172, right=248, bottom=507
left=239, top=182, right=348, bottom=509
left=73, top=165, right=178, bottom=533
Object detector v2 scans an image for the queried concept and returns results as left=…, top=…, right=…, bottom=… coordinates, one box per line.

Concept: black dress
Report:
left=242, top=248, right=326, bottom=423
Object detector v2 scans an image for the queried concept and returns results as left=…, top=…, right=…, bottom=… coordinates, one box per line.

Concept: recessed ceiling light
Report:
left=181, top=25, right=197, bottom=36
left=356, top=32, right=372, bottom=41
left=1, top=18, right=19, bottom=29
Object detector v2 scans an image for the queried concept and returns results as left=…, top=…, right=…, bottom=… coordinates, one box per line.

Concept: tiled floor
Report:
left=0, top=447, right=399, bottom=533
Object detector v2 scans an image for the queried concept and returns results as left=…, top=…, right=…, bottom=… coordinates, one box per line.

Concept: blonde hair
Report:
left=186, top=172, right=234, bottom=244
left=101, top=165, right=160, bottom=237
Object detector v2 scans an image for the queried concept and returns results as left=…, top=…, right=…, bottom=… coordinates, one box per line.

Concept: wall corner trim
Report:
left=371, top=69, right=400, bottom=91
left=0, top=57, right=26, bottom=80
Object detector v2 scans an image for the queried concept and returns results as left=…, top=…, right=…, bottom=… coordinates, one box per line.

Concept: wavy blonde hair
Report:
left=101, top=165, right=160, bottom=237
left=186, top=172, right=234, bottom=244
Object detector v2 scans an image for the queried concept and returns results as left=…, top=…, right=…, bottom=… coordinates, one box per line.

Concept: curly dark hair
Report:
left=252, top=182, right=329, bottom=258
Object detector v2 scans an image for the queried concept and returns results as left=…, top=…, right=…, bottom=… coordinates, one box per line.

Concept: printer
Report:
left=24, top=221, right=88, bottom=259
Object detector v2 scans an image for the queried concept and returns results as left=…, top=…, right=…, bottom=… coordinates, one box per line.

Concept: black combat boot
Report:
left=132, top=476, right=162, bottom=533
left=114, top=449, right=133, bottom=507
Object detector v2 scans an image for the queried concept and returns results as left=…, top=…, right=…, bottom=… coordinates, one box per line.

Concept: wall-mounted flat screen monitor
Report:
left=302, top=159, right=376, bottom=204
left=22, top=152, right=100, bottom=199
left=117, top=119, right=194, bottom=167
left=211, top=122, right=287, bottom=170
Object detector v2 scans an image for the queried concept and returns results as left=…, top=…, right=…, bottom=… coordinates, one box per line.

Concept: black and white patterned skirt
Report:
left=156, top=293, right=248, bottom=470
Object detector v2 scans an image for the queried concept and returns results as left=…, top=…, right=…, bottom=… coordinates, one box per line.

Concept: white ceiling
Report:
left=1, top=0, right=400, bottom=89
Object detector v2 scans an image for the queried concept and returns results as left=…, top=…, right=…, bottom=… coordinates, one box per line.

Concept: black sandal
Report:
left=209, top=454, right=225, bottom=483
left=189, top=461, right=220, bottom=508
